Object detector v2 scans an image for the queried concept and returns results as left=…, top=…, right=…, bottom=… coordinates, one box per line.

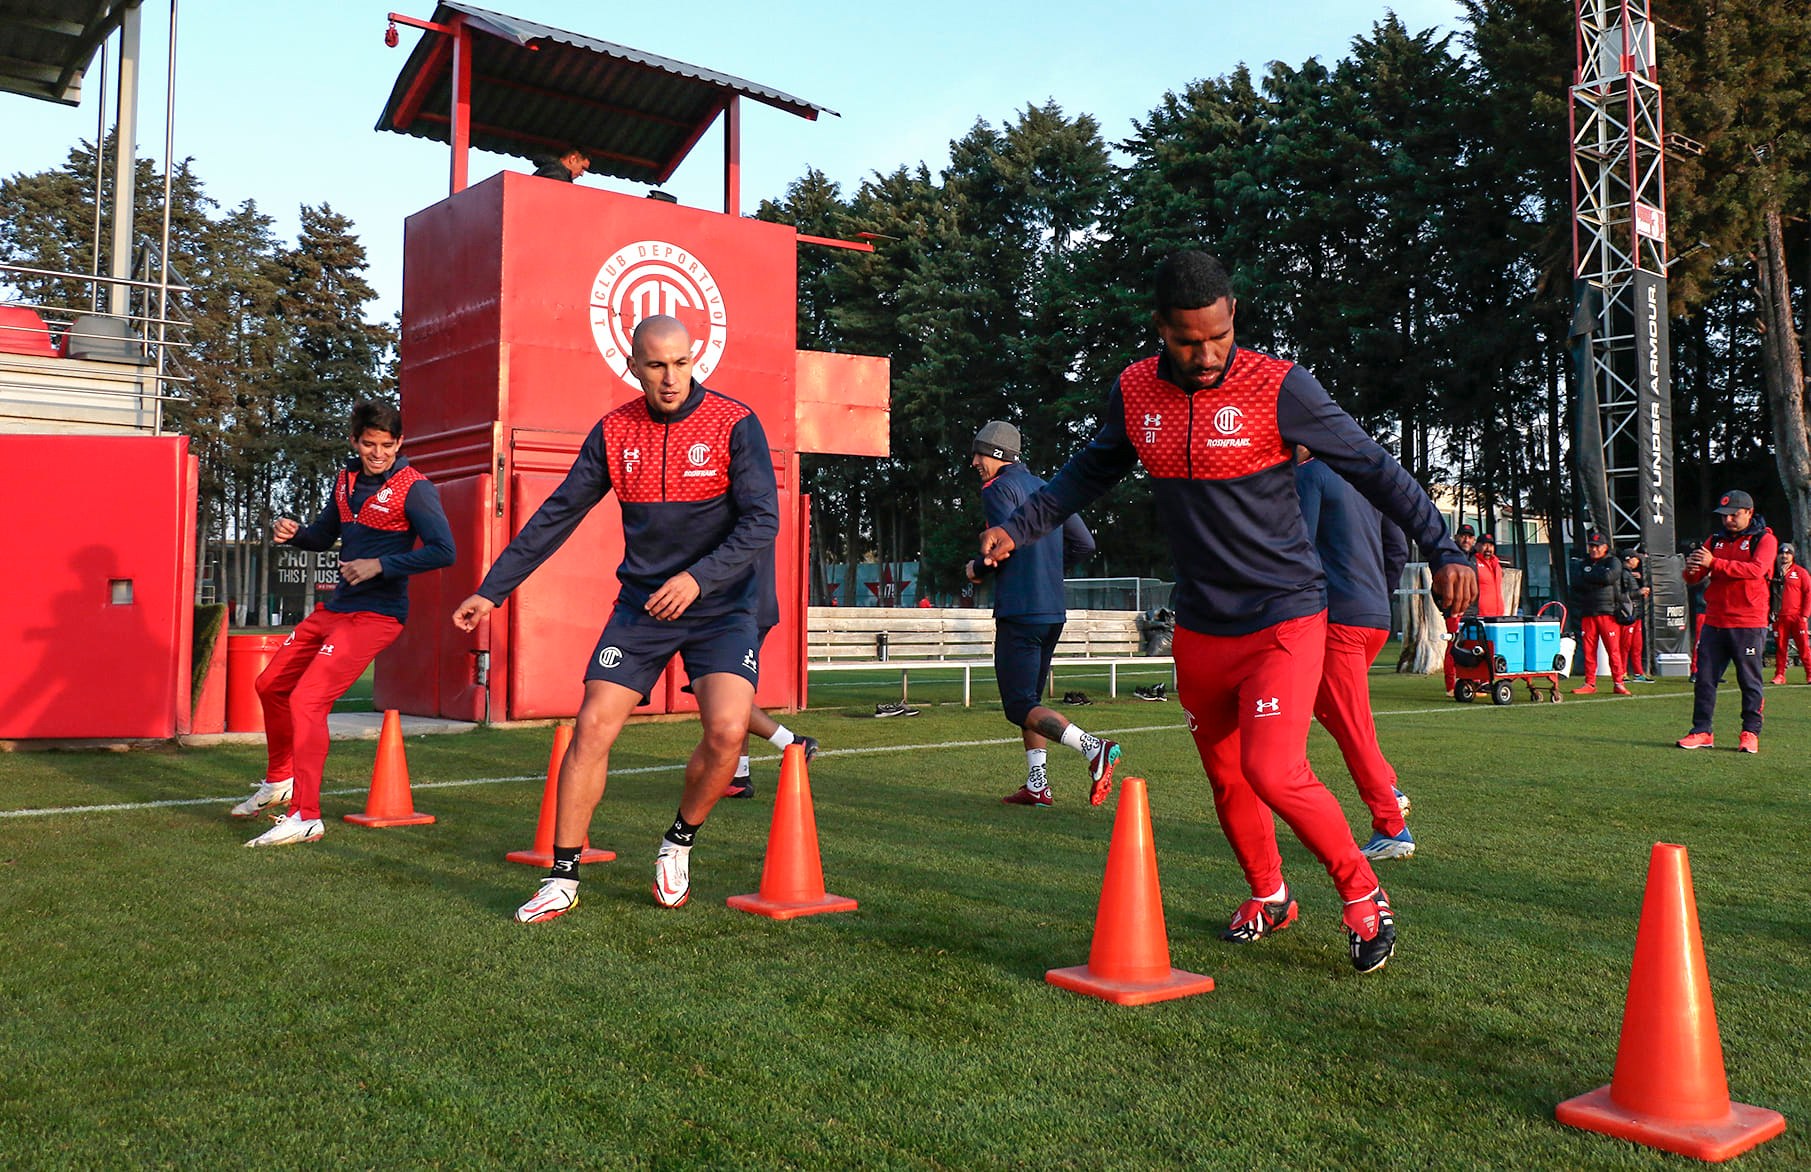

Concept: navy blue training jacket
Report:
left=285, top=454, right=456, bottom=623
left=477, top=382, right=779, bottom=620
left=1001, top=345, right=1464, bottom=636
left=1296, top=456, right=1409, bottom=632
left=980, top=462, right=1095, bottom=624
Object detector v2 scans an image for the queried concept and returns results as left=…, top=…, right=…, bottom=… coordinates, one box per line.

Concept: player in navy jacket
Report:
left=454, top=315, right=779, bottom=921
left=237, top=400, right=456, bottom=846
left=962, top=421, right=1118, bottom=808
left=1297, top=448, right=1415, bottom=861
left=981, top=251, right=1475, bottom=973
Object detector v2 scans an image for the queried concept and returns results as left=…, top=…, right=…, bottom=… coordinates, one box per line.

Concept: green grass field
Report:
left=4, top=663, right=1808, bottom=1168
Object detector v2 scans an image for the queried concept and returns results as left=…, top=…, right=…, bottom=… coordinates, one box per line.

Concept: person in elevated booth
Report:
left=454, top=315, right=778, bottom=920
left=234, top=400, right=456, bottom=847
left=532, top=145, right=590, bottom=182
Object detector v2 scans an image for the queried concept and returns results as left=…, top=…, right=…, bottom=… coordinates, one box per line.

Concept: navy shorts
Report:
left=586, top=605, right=760, bottom=703
left=995, top=618, right=1063, bottom=726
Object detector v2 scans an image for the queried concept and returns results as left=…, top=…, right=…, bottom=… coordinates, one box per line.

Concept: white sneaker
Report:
left=231, top=777, right=294, bottom=818
left=653, top=843, right=692, bottom=908
left=245, top=812, right=323, bottom=848
left=515, top=877, right=580, bottom=923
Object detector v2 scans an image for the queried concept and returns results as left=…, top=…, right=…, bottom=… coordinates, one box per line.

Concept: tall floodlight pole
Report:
left=1569, top=0, right=1688, bottom=661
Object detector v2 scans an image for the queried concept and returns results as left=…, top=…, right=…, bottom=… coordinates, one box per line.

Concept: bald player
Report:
left=454, top=315, right=779, bottom=920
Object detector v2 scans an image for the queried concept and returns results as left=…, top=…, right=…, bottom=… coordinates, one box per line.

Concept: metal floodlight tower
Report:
left=1569, top=0, right=1688, bottom=657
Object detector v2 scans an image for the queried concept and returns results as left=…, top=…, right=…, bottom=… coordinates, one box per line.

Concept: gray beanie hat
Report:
left=977, top=420, right=1021, bottom=460
left=973, top=420, right=1021, bottom=461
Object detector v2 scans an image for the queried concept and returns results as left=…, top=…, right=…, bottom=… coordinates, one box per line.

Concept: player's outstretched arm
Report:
left=1431, top=561, right=1478, bottom=617
left=452, top=594, right=495, bottom=632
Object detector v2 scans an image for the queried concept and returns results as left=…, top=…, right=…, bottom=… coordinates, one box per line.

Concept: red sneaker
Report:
left=1771, top=675, right=1787, bottom=686
left=1002, top=784, right=1052, bottom=807
left=1676, top=732, right=1715, bottom=750
left=1612, top=683, right=1632, bottom=696
left=1738, top=731, right=1759, bottom=754
left=1571, top=684, right=1598, bottom=695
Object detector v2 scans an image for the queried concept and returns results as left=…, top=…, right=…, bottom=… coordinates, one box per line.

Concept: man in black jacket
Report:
left=1573, top=531, right=1632, bottom=695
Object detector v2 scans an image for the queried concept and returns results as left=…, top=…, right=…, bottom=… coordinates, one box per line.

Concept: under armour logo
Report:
left=623, top=447, right=640, bottom=474
left=320, top=644, right=335, bottom=656
left=1181, top=706, right=1197, bottom=733
left=742, top=648, right=759, bottom=673
left=1254, top=696, right=1281, bottom=717
left=1142, top=412, right=1162, bottom=428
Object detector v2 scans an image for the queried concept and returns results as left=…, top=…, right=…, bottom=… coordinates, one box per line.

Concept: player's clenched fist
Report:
left=978, top=526, right=1016, bottom=565
left=452, top=594, right=494, bottom=632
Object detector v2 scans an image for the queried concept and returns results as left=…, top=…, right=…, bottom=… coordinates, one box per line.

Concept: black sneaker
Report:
left=725, top=776, right=754, bottom=799
left=1220, top=885, right=1299, bottom=942
left=1133, top=683, right=1168, bottom=701
left=874, top=702, right=920, bottom=718
left=1343, top=887, right=1396, bottom=974
left=1063, top=690, right=1092, bottom=706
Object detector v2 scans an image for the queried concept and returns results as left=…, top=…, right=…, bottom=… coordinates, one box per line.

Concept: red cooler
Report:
left=226, top=633, right=288, bottom=732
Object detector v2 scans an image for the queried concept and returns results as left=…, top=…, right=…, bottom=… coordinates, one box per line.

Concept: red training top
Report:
left=1684, top=521, right=1776, bottom=628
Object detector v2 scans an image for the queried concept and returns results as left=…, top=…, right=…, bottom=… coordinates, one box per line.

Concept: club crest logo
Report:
left=597, top=646, right=623, bottom=669
left=688, top=443, right=711, bottom=467
left=1214, top=405, right=1244, bottom=436
left=590, top=241, right=728, bottom=391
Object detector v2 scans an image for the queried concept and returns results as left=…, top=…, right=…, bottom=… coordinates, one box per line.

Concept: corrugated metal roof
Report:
left=0, top=0, right=140, bottom=105
left=374, top=2, right=836, bottom=186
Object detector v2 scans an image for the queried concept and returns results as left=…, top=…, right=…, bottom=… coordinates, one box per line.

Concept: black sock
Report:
left=663, top=810, right=702, bottom=849
left=549, top=844, right=582, bottom=880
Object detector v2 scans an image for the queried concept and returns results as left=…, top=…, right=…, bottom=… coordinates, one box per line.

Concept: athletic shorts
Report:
left=586, top=604, right=760, bottom=702
left=995, top=618, right=1063, bottom=726
left=682, top=623, right=773, bottom=696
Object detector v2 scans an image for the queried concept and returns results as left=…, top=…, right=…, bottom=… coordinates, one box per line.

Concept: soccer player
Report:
left=1770, top=542, right=1808, bottom=686
left=962, top=420, right=1119, bottom=808
left=235, top=400, right=456, bottom=846
left=452, top=315, right=779, bottom=919
left=1295, top=446, right=1416, bottom=861
left=979, top=250, right=1474, bottom=973
left=1678, top=489, right=1776, bottom=753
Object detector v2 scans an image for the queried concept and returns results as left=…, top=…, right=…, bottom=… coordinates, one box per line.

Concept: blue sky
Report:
left=4, top=0, right=1468, bottom=321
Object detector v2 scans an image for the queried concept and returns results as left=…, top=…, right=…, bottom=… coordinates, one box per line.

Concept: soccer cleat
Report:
left=1772, top=675, right=1786, bottom=686
left=231, top=777, right=293, bottom=818
left=1222, top=886, right=1299, bottom=943
left=1085, top=739, right=1121, bottom=806
left=515, top=877, right=579, bottom=923
left=1361, top=827, right=1417, bottom=860
left=1002, top=783, right=1052, bottom=807
left=1063, top=690, right=1092, bottom=706
left=653, top=843, right=691, bottom=908
left=1676, top=732, right=1715, bottom=750
left=1571, top=684, right=1598, bottom=695
left=1612, top=683, right=1633, bottom=696
left=1738, top=731, right=1759, bottom=754
left=724, top=776, right=754, bottom=799
left=1344, top=887, right=1396, bottom=974
left=244, top=812, right=323, bottom=848
left=1393, top=787, right=1411, bottom=815
left=797, top=735, right=820, bottom=762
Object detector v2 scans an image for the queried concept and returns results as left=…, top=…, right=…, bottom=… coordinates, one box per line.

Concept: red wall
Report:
left=386, top=172, right=805, bottom=720
left=0, top=435, right=196, bottom=739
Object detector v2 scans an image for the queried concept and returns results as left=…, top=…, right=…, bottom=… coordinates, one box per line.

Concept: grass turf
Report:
left=3, top=665, right=1808, bottom=1168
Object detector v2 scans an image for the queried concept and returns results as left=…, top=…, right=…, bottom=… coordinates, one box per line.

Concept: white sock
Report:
left=734, top=755, right=750, bottom=778
left=767, top=727, right=796, bottom=749
left=1261, top=883, right=1288, bottom=903
left=1025, top=748, right=1048, bottom=771
left=1059, top=725, right=1100, bottom=754
left=1025, top=765, right=1050, bottom=794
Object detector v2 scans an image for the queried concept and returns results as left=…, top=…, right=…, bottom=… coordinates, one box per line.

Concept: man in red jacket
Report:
left=1474, top=531, right=1506, bottom=618
left=1678, top=489, right=1776, bottom=753
left=1772, top=542, right=1809, bottom=686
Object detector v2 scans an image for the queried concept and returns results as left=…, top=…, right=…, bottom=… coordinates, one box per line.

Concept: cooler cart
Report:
left=1450, top=602, right=1569, bottom=705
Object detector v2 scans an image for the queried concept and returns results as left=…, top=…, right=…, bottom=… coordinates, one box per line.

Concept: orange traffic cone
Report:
left=1555, top=843, right=1786, bottom=1161
left=1046, top=776, right=1214, bottom=1005
left=343, top=710, right=436, bottom=828
left=727, top=743, right=857, bottom=919
left=505, top=724, right=614, bottom=865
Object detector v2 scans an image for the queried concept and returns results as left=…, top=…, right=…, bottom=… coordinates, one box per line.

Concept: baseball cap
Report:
left=1456, top=523, right=1475, bottom=537
left=1714, top=489, right=1754, bottom=514
left=1587, top=531, right=1609, bottom=546
left=1783, top=543, right=1797, bottom=555
left=972, top=420, right=1020, bottom=461
left=1476, top=531, right=1496, bottom=544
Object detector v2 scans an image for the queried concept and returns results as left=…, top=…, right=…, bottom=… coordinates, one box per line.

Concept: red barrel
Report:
left=226, top=633, right=288, bottom=732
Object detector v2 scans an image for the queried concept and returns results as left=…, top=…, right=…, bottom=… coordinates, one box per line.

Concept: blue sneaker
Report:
left=1360, top=827, right=1416, bottom=861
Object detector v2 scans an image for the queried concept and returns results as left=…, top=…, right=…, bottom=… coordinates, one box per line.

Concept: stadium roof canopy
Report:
left=0, top=0, right=141, bottom=105
left=375, top=1, right=835, bottom=187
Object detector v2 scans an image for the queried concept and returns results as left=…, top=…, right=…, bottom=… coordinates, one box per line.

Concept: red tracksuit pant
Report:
left=1441, top=613, right=1461, bottom=691
left=256, top=607, right=403, bottom=820
left=1313, top=624, right=1405, bottom=837
left=1620, top=619, right=1644, bottom=678
left=1775, top=617, right=1810, bottom=679
left=1175, top=613, right=1380, bottom=904
left=1578, top=615, right=1624, bottom=685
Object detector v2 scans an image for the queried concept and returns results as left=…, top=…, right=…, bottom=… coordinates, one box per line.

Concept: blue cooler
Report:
left=1481, top=619, right=1524, bottom=673
left=1526, top=619, right=1563, bottom=673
